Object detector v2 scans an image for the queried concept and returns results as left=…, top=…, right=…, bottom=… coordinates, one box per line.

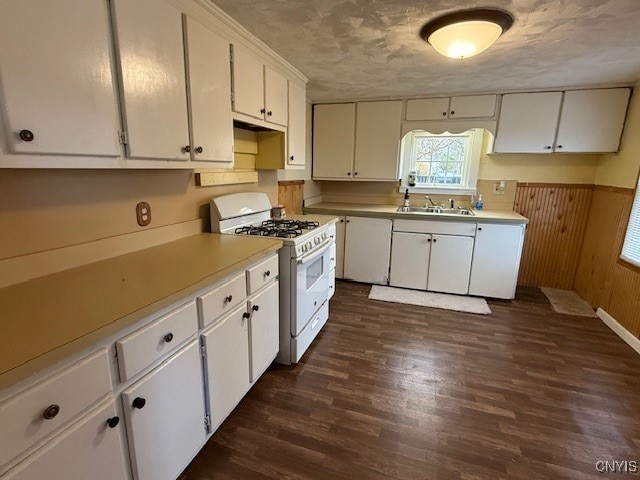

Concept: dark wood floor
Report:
left=181, top=281, right=640, bottom=479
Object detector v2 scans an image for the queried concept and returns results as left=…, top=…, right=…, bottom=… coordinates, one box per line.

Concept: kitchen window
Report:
left=399, top=129, right=483, bottom=195
left=621, top=176, right=640, bottom=268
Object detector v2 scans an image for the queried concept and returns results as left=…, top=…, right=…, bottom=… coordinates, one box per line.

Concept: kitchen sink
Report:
left=396, top=206, right=475, bottom=216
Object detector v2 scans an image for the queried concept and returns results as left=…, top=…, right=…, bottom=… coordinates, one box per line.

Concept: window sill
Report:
left=399, top=185, right=477, bottom=196
left=618, top=257, right=640, bottom=275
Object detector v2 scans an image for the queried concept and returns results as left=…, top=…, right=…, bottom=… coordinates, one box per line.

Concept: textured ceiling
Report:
left=212, top=0, right=640, bottom=102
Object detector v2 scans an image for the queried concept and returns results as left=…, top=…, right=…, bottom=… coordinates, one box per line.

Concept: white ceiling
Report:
left=212, top=0, right=640, bottom=102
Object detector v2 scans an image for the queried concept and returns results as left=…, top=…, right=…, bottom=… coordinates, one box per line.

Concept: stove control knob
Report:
left=306, top=241, right=313, bottom=251
left=321, top=232, right=327, bottom=241
left=314, top=237, right=320, bottom=245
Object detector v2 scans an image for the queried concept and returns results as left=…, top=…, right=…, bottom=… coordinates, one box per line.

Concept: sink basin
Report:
left=396, top=206, right=474, bottom=216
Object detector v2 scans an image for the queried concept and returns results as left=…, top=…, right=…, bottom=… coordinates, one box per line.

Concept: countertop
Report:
left=0, top=233, right=282, bottom=390
left=303, top=202, right=528, bottom=224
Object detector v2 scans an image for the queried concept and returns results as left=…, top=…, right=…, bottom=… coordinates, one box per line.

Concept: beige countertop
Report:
left=0, top=234, right=282, bottom=390
left=303, top=202, right=528, bottom=224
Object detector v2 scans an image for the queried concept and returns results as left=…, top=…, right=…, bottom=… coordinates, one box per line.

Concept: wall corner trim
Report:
left=597, top=307, right=640, bottom=356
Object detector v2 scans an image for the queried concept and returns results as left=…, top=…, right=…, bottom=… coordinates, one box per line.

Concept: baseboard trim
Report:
left=597, top=307, right=640, bottom=355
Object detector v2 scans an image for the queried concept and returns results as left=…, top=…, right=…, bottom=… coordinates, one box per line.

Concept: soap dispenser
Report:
left=403, top=189, right=410, bottom=208
left=475, top=194, right=484, bottom=210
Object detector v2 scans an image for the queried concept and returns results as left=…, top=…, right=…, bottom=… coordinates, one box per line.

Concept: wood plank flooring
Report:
left=181, top=281, right=640, bottom=479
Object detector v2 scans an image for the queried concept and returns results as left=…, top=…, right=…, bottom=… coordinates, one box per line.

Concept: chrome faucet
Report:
left=424, top=196, right=437, bottom=208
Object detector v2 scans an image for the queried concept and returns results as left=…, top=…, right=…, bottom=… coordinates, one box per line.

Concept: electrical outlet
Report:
left=493, top=180, right=506, bottom=195
left=136, top=202, right=151, bottom=226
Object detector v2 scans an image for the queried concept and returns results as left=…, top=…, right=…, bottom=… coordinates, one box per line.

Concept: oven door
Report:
left=291, top=240, right=331, bottom=336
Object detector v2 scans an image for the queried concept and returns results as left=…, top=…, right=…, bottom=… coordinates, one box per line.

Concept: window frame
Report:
left=618, top=171, right=640, bottom=273
left=398, top=128, right=483, bottom=196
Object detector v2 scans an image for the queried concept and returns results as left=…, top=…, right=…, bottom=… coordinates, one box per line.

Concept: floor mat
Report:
left=541, top=287, right=598, bottom=317
left=368, top=285, right=491, bottom=315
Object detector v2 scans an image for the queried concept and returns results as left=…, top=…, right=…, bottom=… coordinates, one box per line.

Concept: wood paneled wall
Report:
left=278, top=180, right=304, bottom=215
left=575, top=186, right=640, bottom=336
left=514, top=183, right=594, bottom=289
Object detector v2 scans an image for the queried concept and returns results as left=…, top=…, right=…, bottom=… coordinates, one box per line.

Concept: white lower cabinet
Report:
left=122, top=340, right=206, bottom=480
left=427, top=235, right=474, bottom=295
left=201, top=305, right=250, bottom=432
left=248, top=281, right=279, bottom=383
left=2, top=400, right=128, bottom=480
left=389, top=232, right=430, bottom=290
left=469, top=223, right=526, bottom=299
left=343, top=216, right=392, bottom=284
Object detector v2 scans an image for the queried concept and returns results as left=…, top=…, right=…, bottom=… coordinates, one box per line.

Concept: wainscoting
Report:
left=514, top=183, right=594, bottom=289
left=574, top=186, right=640, bottom=337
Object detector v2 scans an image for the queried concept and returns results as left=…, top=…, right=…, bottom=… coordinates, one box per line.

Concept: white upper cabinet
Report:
left=0, top=0, right=120, bottom=157
left=406, top=95, right=497, bottom=121
left=112, top=0, right=190, bottom=161
left=313, top=101, right=401, bottom=181
left=287, top=82, right=306, bottom=167
left=555, top=88, right=631, bottom=153
left=184, top=16, right=234, bottom=164
left=354, top=101, right=402, bottom=180
left=494, top=92, right=563, bottom=153
left=231, top=46, right=288, bottom=127
left=313, top=103, right=356, bottom=179
left=494, top=88, right=630, bottom=153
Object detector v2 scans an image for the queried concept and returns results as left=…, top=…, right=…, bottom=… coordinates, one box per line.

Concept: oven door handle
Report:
left=296, top=239, right=332, bottom=265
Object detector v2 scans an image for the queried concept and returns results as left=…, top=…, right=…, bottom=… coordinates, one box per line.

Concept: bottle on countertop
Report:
left=475, top=194, right=484, bottom=210
left=403, top=189, right=410, bottom=207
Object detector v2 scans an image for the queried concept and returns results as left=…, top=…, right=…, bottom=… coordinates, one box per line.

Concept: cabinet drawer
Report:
left=116, top=301, right=198, bottom=382
left=393, top=219, right=476, bottom=236
left=0, top=349, right=112, bottom=468
left=197, top=272, right=247, bottom=328
left=247, top=254, right=279, bottom=295
left=292, top=301, right=328, bottom=363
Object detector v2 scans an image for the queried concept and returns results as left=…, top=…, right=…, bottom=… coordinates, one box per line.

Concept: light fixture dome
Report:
left=420, top=9, right=513, bottom=59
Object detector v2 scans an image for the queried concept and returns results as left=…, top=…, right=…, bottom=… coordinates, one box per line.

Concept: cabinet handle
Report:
left=182, top=145, right=191, bottom=153
left=289, top=155, right=294, bottom=162
left=42, top=404, right=60, bottom=420
left=260, top=108, right=266, bottom=114
left=242, top=312, right=251, bottom=319
left=267, top=110, right=273, bottom=116
left=264, top=270, right=271, bottom=277
left=225, top=295, right=233, bottom=303
left=164, top=332, right=174, bottom=343
left=106, top=416, right=120, bottom=429
left=132, top=397, right=146, bottom=409
left=195, top=146, right=203, bottom=154
left=252, top=305, right=260, bottom=312
left=19, top=129, right=34, bottom=142
left=450, top=110, right=455, bottom=115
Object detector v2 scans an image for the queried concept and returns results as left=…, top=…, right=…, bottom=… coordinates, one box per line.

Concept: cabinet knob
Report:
left=195, top=146, right=203, bottom=154
left=19, top=129, right=34, bottom=142
left=346, top=219, right=350, bottom=223
left=164, top=332, right=174, bottom=343
left=354, top=172, right=358, bottom=176
left=132, top=397, right=146, bottom=409
left=42, top=404, right=60, bottom=420
left=450, top=111, right=455, bottom=115
left=289, top=155, right=294, bottom=162
left=347, top=172, right=351, bottom=176
left=556, top=145, right=563, bottom=149
left=427, top=238, right=431, bottom=242
left=442, top=112, right=447, bottom=116
left=544, top=145, right=552, bottom=149
left=252, top=305, right=260, bottom=312
left=242, top=312, right=251, bottom=319
left=267, top=110, right=273, bottom=116
left=182, top=145, right=191, bottom=153
left=225, top=295, right=233, bottom=303
left=433, top=238, right=437, bottom=243
left=260, top=108, right=266, bottom=114
left=478, top=227, right=482, bottom=231
left=264, top=270, right=271, bottom=277
left=106, top=416, right=120, bottom=429
left=340, top=219, right=344, bottom=223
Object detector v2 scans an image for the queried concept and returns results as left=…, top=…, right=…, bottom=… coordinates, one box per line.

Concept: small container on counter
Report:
left=271, top=205, right=286, bottom=219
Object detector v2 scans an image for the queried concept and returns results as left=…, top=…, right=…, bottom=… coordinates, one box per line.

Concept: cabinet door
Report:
left=249, top=281, right=279, bottom=382
left=287, top=82, right=306, bottom=167
left=427, top=235, right=473, bottom=295
left=2, top=401, right=128, bottom=480
left=354, top=101, right=402, bottom=180
left=185, top=17, right=233, bottom=164
left=555, top=88, right=631, bottom=153
left=449, top=95, right=497, bottom=119
left=112, top=0, right=190, bottom=161
left=469, top=223, right=525, bottom=299
left=343, top=217, right=392, bottom=284
left=231, top=46, right=264, bottom=120
left=0, top=0, right=120, bottom=156
left=123, top=341, right=206, bottom=480
left=264, top=67, right=288, bottom=127
left=312, top=103, right=355, bottom=179
left=406, top=98, right=450, bottom=121
left=202, top=305, right=250, bottom=432
left=334, top=217, right=346, bottom=279
left=389, top=233, right=430, bottom=290
left=494, top=92, right=562, bottom=153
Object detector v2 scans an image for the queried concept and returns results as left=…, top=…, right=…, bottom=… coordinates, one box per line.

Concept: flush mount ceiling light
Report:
left=419, top=8, right=513, bottom=60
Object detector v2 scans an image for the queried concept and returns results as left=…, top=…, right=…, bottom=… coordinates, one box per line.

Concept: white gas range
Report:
left=210, top=192, right=337, bottom=364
